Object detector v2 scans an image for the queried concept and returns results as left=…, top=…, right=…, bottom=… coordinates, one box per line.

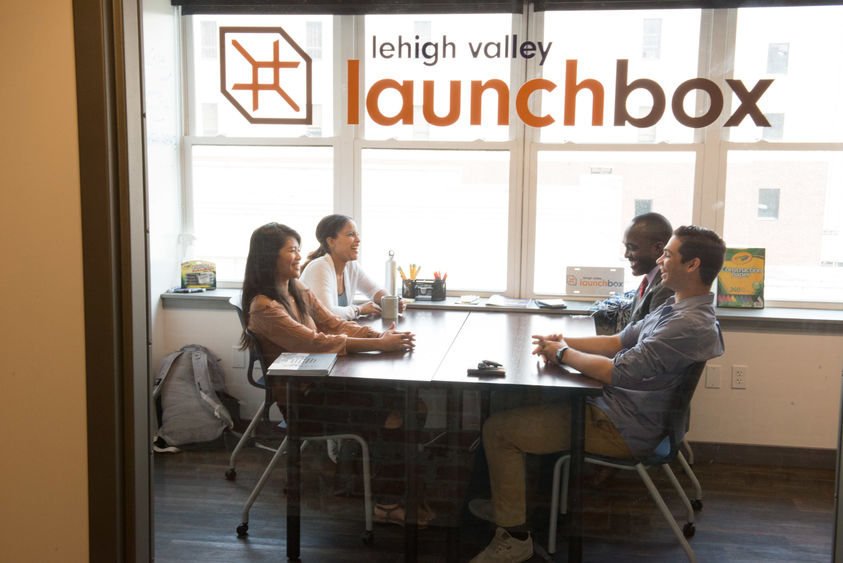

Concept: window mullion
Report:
left=335, top=14, right=357, bottom=217
left=518, top=4, right=541, bottom=298
left=696, top=8, right=737, bottom=233
left=180, top=16, right=196, bottom=264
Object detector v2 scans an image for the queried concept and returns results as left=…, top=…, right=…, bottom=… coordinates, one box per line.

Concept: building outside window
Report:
left=642, top=17, right=662, bottom=59
left=635, top=198, right=653, bottom=216
left=758, top=187, right=781, bottom=219
left=199, top=19, right=217, bottom=58
left=306, top=20, right=322, bottom=59
left=767, top=42, right=789, bottom=74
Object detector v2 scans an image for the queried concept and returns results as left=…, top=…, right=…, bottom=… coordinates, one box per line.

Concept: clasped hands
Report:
left=379, top=322, right=415, bottom=352
left=531, top=333, right=567, bottom=364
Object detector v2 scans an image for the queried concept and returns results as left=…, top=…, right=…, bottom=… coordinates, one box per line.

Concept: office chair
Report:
left=227, top=295, right=374, bottom=543
left=548, top=361, right=707, bottom=562
left=679, top=429, right=704, bottom=512
left=226, top=295, right=276, bottom=480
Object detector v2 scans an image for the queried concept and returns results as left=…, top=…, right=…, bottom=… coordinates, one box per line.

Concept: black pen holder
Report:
left=403, top=278, right=446, bottom=301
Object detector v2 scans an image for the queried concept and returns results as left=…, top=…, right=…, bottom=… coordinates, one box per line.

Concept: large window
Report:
left=364, top=14, right=514, bottom=142
left=190, top=145, right=333, bottom=280
left=723, top=6, right=843, bottom=302
left=360, top=149, right=510, bottom=291
left=533, top=150, right=695, bottom=294
left=723, top=151, right=843, bottom=302
left=539, top=9, right=701, bottom=145
left=187, top=14, right=335, bottom=138
left=179, top=6, right=843, bottom=306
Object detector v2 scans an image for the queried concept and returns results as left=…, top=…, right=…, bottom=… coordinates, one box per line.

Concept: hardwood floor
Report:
left=153, top=436, right=834, bottom=562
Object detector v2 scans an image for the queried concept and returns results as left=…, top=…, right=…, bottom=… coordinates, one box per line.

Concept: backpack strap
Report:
left=151, top=348, right=189, bottom=438
left=152, top=348, right=185, bottom=401
left=191, top=349, right=234, bottom=429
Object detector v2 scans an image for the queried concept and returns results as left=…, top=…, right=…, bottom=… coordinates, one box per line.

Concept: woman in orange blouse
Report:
left=240, top=222, right=429, bottom=527
left=242, top=222, right=414, bottom=361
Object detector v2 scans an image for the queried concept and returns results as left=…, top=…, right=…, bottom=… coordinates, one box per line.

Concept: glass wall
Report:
left=147, top=4, right=843, bottom=561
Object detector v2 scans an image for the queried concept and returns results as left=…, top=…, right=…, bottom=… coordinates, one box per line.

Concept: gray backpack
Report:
left=153, top=344, right=234, bottom=446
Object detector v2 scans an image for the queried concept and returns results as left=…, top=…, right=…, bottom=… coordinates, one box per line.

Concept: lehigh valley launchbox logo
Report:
left=219, top=27, right=312, bottom=124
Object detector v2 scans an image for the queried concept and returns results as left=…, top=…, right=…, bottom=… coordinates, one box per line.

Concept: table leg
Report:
left=445, top=386, right=462, bottom=563
left=568, top=393, right=585, bottom=562
left=404, top=383, right=419, bottom=562
left=285, top=381, right=301, bottom=561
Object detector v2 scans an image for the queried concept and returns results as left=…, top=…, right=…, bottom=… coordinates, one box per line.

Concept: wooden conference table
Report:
left=277, top=308, right=600, bottom=562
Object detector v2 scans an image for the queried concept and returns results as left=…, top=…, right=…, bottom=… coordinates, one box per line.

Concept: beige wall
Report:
left=691, top=330, right=843, bottom=448
left=0, top=2, right=89, bottom=561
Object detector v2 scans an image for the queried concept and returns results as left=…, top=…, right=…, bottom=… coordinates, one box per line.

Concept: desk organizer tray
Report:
left=402, top=278, right=446, bottom=301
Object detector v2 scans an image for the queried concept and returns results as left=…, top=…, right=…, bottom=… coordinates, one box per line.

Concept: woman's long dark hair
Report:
left=240, top=222, right=310, bottom=349
left=300, top=214, right=352, bottom=272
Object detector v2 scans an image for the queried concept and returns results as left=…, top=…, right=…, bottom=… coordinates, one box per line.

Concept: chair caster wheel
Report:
left=683, top=522, right=695, bottom=538
left=236, top=523, right=249, bottom=537
left=361, top=530, right=374, bottom=546
left=225, top=468, right=237, bottom=481
left=691, top=499, right=703, bottom=511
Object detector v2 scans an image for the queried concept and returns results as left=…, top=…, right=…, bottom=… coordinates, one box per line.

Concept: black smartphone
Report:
left=467, top=368, right=506, bottom=377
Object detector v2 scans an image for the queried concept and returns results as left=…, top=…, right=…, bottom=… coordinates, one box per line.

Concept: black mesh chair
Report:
left=225, top=295, right=276, bottom=480
left=548, top=361, right=707, bottom=562
left=226, top=294, right=373, bottom=543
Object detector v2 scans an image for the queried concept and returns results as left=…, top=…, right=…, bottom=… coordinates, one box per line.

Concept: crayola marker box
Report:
left=181, top=260, right=217, bottom=289
left=717, top=248, right=765, bottom=308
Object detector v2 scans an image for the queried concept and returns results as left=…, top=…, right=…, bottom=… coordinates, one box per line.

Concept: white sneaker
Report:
left=469, top=527, right=533, bottom=563
left=326, top=438, right=339, bottom=464
left=468, top=498, right=496, bottom=523
left=152, top=436, right=180, bottom=454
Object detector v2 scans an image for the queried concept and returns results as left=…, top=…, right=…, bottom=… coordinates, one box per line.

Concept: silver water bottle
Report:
left=385, top=250, right=396, bottom=296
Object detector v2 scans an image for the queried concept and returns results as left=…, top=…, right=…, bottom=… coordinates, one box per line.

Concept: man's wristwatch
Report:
left=555, top=345, right=570, bottom=365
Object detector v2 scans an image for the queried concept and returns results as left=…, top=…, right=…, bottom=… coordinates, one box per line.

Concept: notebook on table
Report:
left=267, top=353, right=338, bottom=376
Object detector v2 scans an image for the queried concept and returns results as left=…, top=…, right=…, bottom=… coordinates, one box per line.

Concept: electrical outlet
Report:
left=731, top=365, right=748, bottom=389
left=232, top=346, right=246, bottom=369
left=705, top=365, right=721, bottom=389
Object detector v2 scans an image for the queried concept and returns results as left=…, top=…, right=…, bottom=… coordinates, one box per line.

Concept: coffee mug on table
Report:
left=381, top=295, right=399, bottom=320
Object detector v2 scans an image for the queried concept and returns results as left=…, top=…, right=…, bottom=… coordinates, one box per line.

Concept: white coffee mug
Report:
left=381, top=295, right=399, bottom=320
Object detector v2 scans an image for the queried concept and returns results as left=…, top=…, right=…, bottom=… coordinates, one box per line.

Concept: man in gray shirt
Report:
left=469, top=226, right=726, bottom=563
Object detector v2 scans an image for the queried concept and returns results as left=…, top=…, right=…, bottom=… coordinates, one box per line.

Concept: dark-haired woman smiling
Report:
left=240, top=222, right=430, bottom=527
left=300, top=214, right=404, bottom=320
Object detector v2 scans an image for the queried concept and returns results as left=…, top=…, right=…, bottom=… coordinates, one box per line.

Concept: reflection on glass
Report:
left=724, top=151, right=843, bottom=303
left=191, top=145, right=333, bottom=281
left=360, top=149, right=509, bottom=291
left=533, top=150, right=695, bottom=295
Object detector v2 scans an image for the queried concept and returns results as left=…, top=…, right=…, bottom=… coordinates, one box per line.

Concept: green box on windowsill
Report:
left=717, top=248, right=765, bottom=308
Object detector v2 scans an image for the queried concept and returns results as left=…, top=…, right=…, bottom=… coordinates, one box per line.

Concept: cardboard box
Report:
left=717, top=248, right=765, bottom=308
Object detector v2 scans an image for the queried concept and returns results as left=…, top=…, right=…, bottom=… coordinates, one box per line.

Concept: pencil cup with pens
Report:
left=399, top=265, right=447, bottom=301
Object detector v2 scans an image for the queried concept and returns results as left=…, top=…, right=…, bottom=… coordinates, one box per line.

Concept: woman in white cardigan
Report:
left=300, top=214, right=402, bottom=320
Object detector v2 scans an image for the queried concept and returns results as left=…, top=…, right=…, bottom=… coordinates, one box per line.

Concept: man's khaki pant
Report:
left=483, top=402, right=632, bottom=527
